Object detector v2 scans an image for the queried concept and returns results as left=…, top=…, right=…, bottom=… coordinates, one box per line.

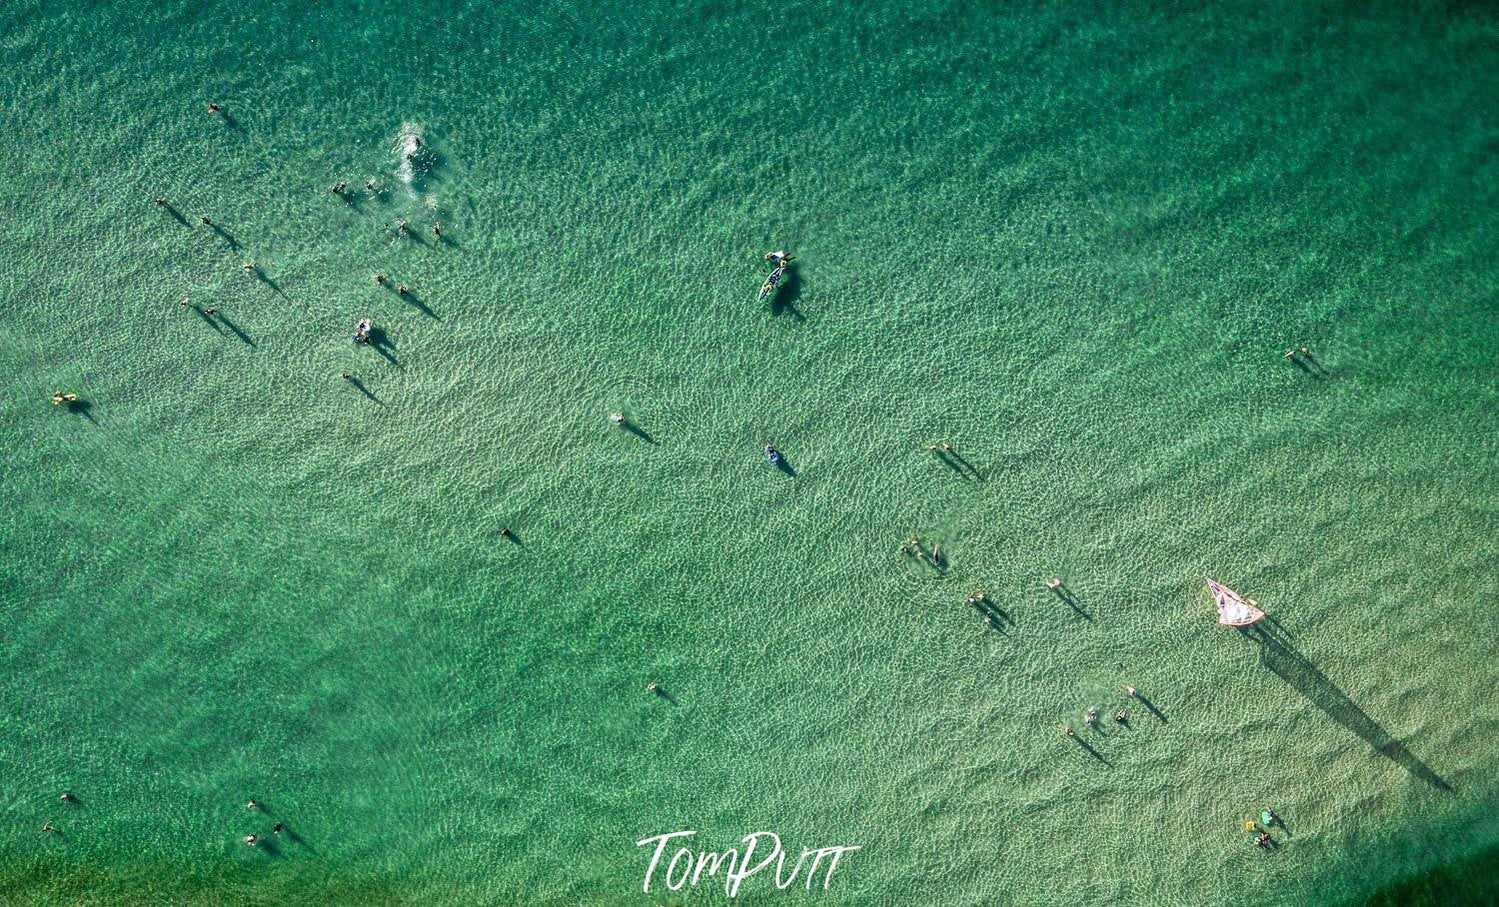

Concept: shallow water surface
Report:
left=1, top=1, right=1495, bottom=903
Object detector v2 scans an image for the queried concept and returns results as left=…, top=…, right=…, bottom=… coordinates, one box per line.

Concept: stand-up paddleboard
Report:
left=758, top=265, right=786, bottom=302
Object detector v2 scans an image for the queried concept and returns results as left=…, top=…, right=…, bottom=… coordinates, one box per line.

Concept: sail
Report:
left=1207, top=578, right=1265, bottom=627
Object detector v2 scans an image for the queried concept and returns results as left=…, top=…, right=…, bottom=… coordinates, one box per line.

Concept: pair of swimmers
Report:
left=244, top=826, right=283, bottom=846
left=900, top=538, right=940, bottom=563
left=373, top=277, right=411, bottom=296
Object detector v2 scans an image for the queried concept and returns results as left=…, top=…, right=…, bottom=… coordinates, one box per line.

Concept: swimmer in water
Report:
left=273, top=823, right=284, bottom=834
left=397, top=220, right=408, bottom=236
left=154, top=197, right=165, bottom=207
left=340, top=372, right=351, bottom=381
left=242, top=263, right=255, bottom=273
left=245, top=834, right=257, bottom=846
left=41, top=822, right=55, bottom=834
left=1114, top=708, right=1127, bottom=722
left=500, top=528, right=513, bottom=538
left=609, top=413, right=625, bottom=424
left=246, top=800, right=257, bottom=811
left=397, top=285, right=407, bottom=296
left=207, top=103, right=221, bottom=114
left=1046, top=578, right=1062, bottom=590
left=433, top=222, right=442, bottom=238
left=201, top=217, right=212, bottom=226
left=645, top=682, right=659, bottom=693
left=374, top=274, right=387, bottom=285
left=1061, top=726, right=1075, bottom=737
left=203, top=307, right=217, bottom=316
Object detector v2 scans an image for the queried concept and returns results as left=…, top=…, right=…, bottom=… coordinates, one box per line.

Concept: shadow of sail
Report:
left=1252, top=625, right=1451, bottom=791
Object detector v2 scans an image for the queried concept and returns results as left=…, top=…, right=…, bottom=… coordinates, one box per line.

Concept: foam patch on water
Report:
left=393, top=121, right=441, bottom=200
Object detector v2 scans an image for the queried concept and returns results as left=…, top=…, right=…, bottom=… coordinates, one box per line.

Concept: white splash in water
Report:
left=394, top=121, right=424, bottom=186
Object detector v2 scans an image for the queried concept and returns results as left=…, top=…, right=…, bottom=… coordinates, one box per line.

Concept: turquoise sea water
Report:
left=2, top=0, right=1495, bottom=903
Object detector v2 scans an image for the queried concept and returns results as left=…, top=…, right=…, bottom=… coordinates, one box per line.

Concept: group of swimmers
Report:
left=43, top=789, right=291, bottom=846
left=327, top=181, right=443, bottom=241
left=1060, top=685, right=1140, bottom=737
left=1244, top=810, right=1281, bottom=848
left=241, top=800, right=287, bottom=846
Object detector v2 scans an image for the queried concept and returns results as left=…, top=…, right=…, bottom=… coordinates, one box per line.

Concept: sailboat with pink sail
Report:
left=1207, top=578, right=1265, bottom=627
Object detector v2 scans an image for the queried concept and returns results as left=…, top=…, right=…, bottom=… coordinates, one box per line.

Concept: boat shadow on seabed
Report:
left=768, top=266, right=804, bottom=322
left=1243, top=622, right=1452, bottom=792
